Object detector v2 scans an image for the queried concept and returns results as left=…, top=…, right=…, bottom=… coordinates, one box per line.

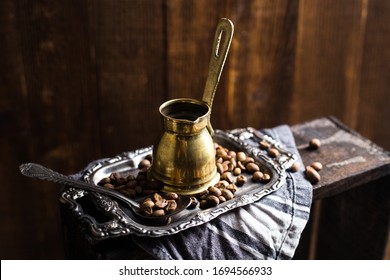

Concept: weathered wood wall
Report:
left=1, top=0, right=389, bottom=259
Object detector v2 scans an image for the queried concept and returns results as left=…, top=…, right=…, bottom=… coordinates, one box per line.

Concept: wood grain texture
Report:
left=87, top=0, right=165, bottom=155
left=315, top=176, right=390, bottom=259
left=291, top=117, right=390, bottom=199
left=1, top=0, right=390, bottom=259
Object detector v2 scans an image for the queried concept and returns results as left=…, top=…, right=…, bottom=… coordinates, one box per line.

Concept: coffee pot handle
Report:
left=202, top=18, right=234, bottom=135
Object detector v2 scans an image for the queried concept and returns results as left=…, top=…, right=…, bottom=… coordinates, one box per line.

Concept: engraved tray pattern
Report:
left=60, top=128, right=296, bottom=239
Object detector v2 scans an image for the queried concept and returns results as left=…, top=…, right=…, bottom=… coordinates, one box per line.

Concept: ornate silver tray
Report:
left=60, top=128, right=296, bottom=240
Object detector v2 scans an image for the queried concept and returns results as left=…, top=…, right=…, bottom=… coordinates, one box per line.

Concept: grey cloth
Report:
left=132, top=125, right=313, bottom=259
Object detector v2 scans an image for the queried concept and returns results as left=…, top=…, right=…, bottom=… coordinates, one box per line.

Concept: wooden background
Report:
left=1, top=0, right=389, bottom=259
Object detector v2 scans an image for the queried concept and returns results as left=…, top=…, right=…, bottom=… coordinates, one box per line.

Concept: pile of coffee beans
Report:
left=196, top=143, right=272, bottom=209
left=97, top=154, right=163, bottom=198
left=98, top=142, right=274, bottom=211
left=139, top=192, right=179, bottom=217
left=215, top=144, right=272, bottom=184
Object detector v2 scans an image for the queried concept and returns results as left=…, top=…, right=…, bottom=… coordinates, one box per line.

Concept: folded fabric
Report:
left=132, top=125, right=313, bottom=259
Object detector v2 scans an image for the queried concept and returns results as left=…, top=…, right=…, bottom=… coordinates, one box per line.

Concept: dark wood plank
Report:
left=292, top=0, right=364, bottom=125
left=164, top=1, right=221, bottom=100
left=0, top=0, right=100, bottom=258
left=291, top=116, right=390, bottom=199
left=222, top=0, right=299, bottom=129
left=315, top=176, right=390, bottom=259
left=89, top=0, right=165, bottom=155
left=16, top=0, right=100, bottom=172
left=357, top=0, right=390, bottom=150
left=0, top=0, right=42, bottom=259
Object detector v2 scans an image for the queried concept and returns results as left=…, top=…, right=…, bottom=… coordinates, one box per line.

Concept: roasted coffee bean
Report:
left=268, top=148, right=280, bottom=158
left=112, top=172, right=121, bottom=180
left=222, top=162, right=229, bottom=172
left=216, top=162, right=224, bottom=174
left=199, top=199, right=209, bottom=209
left=126, top=179, right=138, bottom=189
left=309, top=138, right=321, bottom=150
left=246, top=162, right=260, bottom=173
left=103, top=183, right=114, bottom=189
left=141, top=199, right=154, bottom=208
left=228, top=150, right=236, bottom=159
left=289, top=161, right=301, bottom=173
left=259, top=140, right=271, bottom=150
left=144, top=154, right=153, bottom=162
left=121, top=188, right=137, bottom=198
left=237, top=161, right=246, bottom=171
left=152, top=209, right=166, bottom=217
left=235, top=175, right=247, bottom=186
left=261, top=173, right=271, bottom=183
left=154, top=198, right=168, bottom=209
left=208, top=186, right=222, bottom=197
left=99, top=177, right=111, bottom=185
left=218, top=195, right=227, bottom=203
left=115, top=184, right=128, bottom=190
left=244, top=157, right=255, bottom=165
left=199, top=190, right=209, bottom=200
left=214, top=181, right=226, bottom=190
left=165, top=200, right=177, bottom=213
left=153, top=193, right=163, bottom=202
left=219, top=180, right=230, bottom=187
left=216, top=147, right=228, bottom=158
left=221, top=172, right=234, bottom=183
left=311, top=162, right=323, bottom=171
left=116, top=177, right=127, bottom=186
left=252, top=171, right=264, bottom=182
left=140, top=205, right=154, bottom=216
left=233, top=167, right=242, bottom=176
left=164, top=192, right=179, bottom=200
left=305, top=166, right=320, bottom=184
left=236, top=151, right=246, bottom=162
left=227, top=183, right=237, bottom=193
left=206, top=195, right=220, bottom=207
left=230, top=157, right=237, bottom=168
left=221, top=189, right=234, bottom=200
left=227, top=162, right=235, bottom=172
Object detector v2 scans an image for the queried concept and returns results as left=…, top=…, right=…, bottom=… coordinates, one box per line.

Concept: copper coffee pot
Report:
left=150, top=18, right=234, bottom=195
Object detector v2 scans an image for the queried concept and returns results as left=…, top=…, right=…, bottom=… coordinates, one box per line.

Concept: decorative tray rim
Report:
left=60, top=128, right=297, bottom=239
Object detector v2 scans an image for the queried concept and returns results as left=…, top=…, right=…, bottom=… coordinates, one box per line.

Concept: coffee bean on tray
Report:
left=246, top=162, right=260, bottom=173
left=139, top=192, right=180, bottom=217
left=267, top=148, right=280, bottom=158
left=252, top=171, right=264, bottom=182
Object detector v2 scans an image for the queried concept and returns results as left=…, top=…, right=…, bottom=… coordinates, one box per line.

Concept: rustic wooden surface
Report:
left=291, top=117, right=390, bottom=259
left=1, top=0, right=390, bottom=259
left=291, top=117, right=390, bottom=199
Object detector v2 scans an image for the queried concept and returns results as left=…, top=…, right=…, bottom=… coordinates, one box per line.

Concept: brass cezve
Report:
left=149, top=18, right=234, bottom=195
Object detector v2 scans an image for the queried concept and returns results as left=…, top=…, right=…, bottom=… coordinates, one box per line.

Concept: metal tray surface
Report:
left=60, top=128, right=296, bottom=239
